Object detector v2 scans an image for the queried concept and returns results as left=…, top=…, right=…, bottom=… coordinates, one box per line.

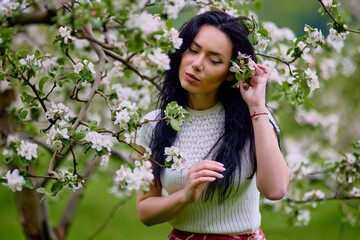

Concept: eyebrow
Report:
left=193, top=41, right=226, bottom=58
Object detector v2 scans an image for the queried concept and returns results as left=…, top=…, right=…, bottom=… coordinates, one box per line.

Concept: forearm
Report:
left=250, top=106, right=289, bottom=200
left=137, top=189, right=190, bottom=226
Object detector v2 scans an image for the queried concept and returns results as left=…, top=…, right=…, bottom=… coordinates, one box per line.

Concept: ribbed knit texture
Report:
left=136, top=102, right=263, bottom=234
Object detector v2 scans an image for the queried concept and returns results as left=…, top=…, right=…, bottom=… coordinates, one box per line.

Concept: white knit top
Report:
left=136, top=102, right=270, bottom=234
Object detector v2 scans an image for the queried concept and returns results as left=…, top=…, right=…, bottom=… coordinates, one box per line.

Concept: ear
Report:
left=226, top=72, right=235, bottom=81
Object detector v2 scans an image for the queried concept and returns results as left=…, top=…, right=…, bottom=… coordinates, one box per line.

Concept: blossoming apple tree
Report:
left=0, top=0, right=359, bottom=239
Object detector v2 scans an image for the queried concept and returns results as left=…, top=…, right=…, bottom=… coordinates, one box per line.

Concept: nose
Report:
left=192, top=54, right=204, bottom=72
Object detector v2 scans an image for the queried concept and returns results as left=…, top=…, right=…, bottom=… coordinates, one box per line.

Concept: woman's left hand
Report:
left=239, top=64, right=270, bottom=110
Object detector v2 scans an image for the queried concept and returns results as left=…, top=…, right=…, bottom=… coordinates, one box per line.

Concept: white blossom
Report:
left=295, top=209, right=311, bottom=226
left=100, top=152, right=111, bottom=166
left=58, top=26, right=76, bottom=44
left=2, top=169, right=26, bottom=192
left=304, top=68, right=320, bottom=93
left=304, top=25, right=324, bottom=47
left=17, top=140, right=38, bottom=160
left=322, top=0, right=336, bottom=8
left=85, top=131, right=113, bottom=152
left=349, top=187, right=360, bottom=197
left=327, top=28, right=347, bottom=52
left=304, top=190, right=325, bottom=200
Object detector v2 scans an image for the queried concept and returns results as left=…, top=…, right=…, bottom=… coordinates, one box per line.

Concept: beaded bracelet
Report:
left=250, top=111, right=268, bottom=132
left=250, top=111, right=268, bottom=120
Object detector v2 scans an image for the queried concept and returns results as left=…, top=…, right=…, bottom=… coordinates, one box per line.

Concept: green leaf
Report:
left=166, top=20, right=173, bottom=30
left=36, top=187, right=46, bottom=194
left=30, top=107, right=41, bottom=120
left=79, top=69, right=93, bottom=82
left=0, top=178, right=7, bottom=183
left=51, top=181, right=63, bottom=195
left=19, top=157, right=30, bottom=167
left=39, top=77, right=49, bottom=92
left=62, top=73, right=81, bottom=79
left=89, top=120, right=97, bottom=131
left=24, top=179, right=34, bottom=189
left=170, top=119, right=181, bottom=132
left=19, top=110, right=28, bottom=120
left=72, top=132, right=86, bottom=140
left=61, top=139, right=70, bottom=147
left=21, top=91, right=33, bottom=103
left=34, top=49, right=41, bottom=58
left=304, top=99, right=315, bottom=109
left=4, top=154, right=13, bottom=164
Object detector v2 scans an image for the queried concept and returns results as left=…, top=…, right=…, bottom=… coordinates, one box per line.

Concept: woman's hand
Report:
left=239, top=64, right=270, bottom=111
left=181, top=160, right=225, bottom=203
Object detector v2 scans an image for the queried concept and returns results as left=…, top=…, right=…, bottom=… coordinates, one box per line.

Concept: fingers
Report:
left=187, top=160, right=225, bottom=184
left=189, top=160, right=224, bottom=173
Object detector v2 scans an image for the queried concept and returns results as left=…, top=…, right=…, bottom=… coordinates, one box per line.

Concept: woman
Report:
left=135, top=10, right=289, bottom=240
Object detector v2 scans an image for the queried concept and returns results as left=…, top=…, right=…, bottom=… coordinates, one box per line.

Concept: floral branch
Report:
left=318, top=0, right=360, bottom=34
left=286, top=195, right=360, bottom=204
left=103, top=48, right=161, bottom=90
left=95, top=90, right=113, bottom=115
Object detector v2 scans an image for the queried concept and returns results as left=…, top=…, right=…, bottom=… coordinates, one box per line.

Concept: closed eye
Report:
left=188, top=47, right=198, bottom=53
left=209, top=59, right=222, bottom=64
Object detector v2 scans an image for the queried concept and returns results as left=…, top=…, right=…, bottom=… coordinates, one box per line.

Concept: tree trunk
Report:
left=1, top=89, right=57, bottom=239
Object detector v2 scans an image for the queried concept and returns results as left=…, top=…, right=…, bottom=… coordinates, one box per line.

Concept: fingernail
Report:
left=218, top=174, right=224, bottom=178
left=218, top=163, right=224, bottom=166
left=211, top=177, right=216, bottom=181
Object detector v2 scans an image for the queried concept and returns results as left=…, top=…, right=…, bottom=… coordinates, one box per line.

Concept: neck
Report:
left=187, top=92, right=219, bottom=110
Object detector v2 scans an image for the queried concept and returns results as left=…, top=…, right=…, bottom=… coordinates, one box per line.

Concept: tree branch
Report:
left=103, top=49, right=161, bottom=90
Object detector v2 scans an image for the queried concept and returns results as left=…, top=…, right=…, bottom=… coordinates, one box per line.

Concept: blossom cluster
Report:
left=349, top=187, right=360, bottom=197
left=322, top=0, right=337, bottom=8
left=112, top=82, right=151, bottom=110
left=114, top=159, right=154, bottom=193
left=73, top=59, right=96, bottom=76
left=58, top=26, right=76, bottom=45
left=327, top=28, right=348, bottom=52
left=303, top=190, right=325, bottom=200
left=164, top=146, right=187, bottom=172
left=132, top=48, right=171, bottom=74
left=333, top=153, right=360, bottom=185
left=113, top=100, right=140, bottom=131
left=125, top=11, right=164, bottom=36
left=304, top=25, right=325, bottom=47
left=0, top=0, right=26, bottom=17
left=263, top=22, right=295, bottom=46
left=163, top=0, right=186, bottom=19
left=2, top=169, right=26, bottom=192
left=17, top=140, right=38, bottom=161
left=164, top=101, right=192, bottom=132
left=46, top=121, right=71, bottom=148
left=304, top=68, right=320, bottom=93
left=19, top=54, right=42, bottom=68
left=59, top=170, right=85, bottom=192
left=45, top=102, right=70, bottom=120
left=84, top=131, right=113, bottom=153
left=229, top=51, right=256, bottom=90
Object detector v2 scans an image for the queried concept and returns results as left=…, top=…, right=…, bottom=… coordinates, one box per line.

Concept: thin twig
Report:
left=103, top=48, right=161, bottom=90
left=286, top=195, right=360, bottom=204
left=87, top=197, right=131, bottom=240
left=95, top=90, right=113, bottom=114
left=318, top=0, right=360, bottom=34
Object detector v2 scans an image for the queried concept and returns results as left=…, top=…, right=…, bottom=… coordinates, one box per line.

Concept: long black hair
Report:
left=150, top=10, right=261, bottom=203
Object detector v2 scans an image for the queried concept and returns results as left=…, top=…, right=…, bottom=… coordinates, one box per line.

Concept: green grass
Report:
left=1, top=172, right=359, bottom=240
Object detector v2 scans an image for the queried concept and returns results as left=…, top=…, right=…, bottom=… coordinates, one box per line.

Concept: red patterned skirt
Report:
left=168, top=228, right=265, bottom=240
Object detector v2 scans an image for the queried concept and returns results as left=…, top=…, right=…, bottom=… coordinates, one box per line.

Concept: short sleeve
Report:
left=136, top=109, right=161, bottom=149
left=267, top=109, right=280, bottom=133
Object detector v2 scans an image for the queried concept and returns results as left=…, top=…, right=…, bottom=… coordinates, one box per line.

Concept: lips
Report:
left=185, top=72, right=200, bottom=82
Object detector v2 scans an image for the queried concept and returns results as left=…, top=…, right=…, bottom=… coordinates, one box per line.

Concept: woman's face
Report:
left=178, top=25, right=233, bottom=97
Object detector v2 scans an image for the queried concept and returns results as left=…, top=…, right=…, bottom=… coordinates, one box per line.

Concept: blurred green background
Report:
left=1, top=0, right=360, bottom=239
